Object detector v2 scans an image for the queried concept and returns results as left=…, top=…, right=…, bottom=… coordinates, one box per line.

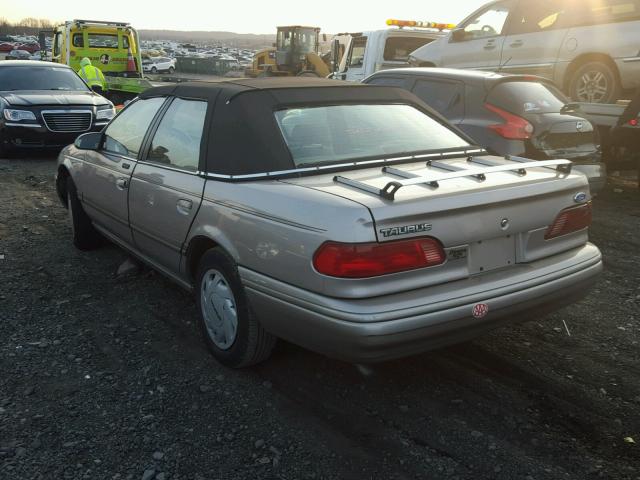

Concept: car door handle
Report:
left=115, top=178, right=128, bottom=190
left=484, top=40, right=496, bottom=50
left=510, top=40, right=523, bottom=47
left=176, top=199, right=193, bottom=215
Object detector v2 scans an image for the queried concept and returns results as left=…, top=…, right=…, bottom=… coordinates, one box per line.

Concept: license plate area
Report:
left=469, top=235, right=516, bottom=274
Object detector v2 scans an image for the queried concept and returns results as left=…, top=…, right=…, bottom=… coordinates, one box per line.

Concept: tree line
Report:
left=0, top=18, right=59, bottom=36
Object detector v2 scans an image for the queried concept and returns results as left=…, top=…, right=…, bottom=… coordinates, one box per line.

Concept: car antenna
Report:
left=497, top=56, right=512, bottom=73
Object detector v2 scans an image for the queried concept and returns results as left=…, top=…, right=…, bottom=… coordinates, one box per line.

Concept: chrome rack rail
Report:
left=334, top=157, right=573, bottom=201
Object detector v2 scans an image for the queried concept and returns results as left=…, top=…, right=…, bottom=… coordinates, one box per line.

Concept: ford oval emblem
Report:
left=574, top=192, right=587, bottom=203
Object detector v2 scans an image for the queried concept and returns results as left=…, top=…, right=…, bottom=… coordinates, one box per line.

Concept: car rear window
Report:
left=0, top=66, right=89, bottom=91
left=486, top=81, right=566, bottom=115
left=274, top=104, right=470, bottom=168
left=383, top=36, right=435, bottom=62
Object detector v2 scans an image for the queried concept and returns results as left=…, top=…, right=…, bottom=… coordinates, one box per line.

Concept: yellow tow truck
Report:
left=51, top=19, right=154, bottom=103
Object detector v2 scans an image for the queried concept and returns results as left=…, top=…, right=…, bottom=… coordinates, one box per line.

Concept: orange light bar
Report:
left=386, top=19, right=456, bottom=30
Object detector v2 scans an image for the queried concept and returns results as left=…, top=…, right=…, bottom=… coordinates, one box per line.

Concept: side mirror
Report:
left=451, top=28, right=466, bottom=42
left=74, top=132, right=103, bottom=150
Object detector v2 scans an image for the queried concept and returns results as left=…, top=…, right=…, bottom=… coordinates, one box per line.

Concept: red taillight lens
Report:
left=544, top=202, right=592, bottom=240
left=313, top=237, right=446, bottom=278
left=485, top=103, right=534, bottom=139
left=629, top=118, right=638, bottom=126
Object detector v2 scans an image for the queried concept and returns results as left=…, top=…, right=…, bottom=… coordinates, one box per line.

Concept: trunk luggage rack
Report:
left=333, top=154, right=573, bottom=201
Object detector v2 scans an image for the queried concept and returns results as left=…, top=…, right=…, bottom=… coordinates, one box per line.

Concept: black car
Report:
left=363, top=68, right=606, bottom=193
left=0, top=61, right=115, bottom=156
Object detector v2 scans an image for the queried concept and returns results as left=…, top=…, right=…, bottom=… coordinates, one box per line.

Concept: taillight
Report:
left=313, top=237, right=446, bottom=278
left=544, top=202, right=592, bottom=240
left=629, top=118, right=638, bottom=126
left=485, top=103, right=534, bottom=139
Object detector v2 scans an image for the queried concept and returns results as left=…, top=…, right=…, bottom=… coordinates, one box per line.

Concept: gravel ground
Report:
left=1, top=155, right=639, bottom=480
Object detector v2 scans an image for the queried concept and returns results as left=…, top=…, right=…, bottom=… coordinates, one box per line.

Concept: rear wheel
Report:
left=196, top=248, right=276, bottom=368
left=568, top=61, right=620, bottom=104
left=168, top=66, right=175, bottom=74
left=67, top=177, right=101, bottom=250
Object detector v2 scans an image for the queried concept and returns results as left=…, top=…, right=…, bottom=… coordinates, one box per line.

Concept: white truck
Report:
left=330, top=20, right=453, bottom=82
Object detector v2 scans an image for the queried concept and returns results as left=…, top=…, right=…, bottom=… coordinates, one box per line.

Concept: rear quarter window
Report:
left=366, top=76, right=409, bottom=88
left=486, top=81, right=566, bottom=115
left=567, top=0, right=640, bottom=25
left=411, top=79, right=465, bottom=118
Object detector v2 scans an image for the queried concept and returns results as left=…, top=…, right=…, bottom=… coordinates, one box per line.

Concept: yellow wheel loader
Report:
left=245, top=26, right=330, bottom=78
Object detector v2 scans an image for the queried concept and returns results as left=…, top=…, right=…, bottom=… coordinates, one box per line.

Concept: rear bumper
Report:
left=0, top=122, right=106, bottom=150
left=243, top=243, right=602, bottom=362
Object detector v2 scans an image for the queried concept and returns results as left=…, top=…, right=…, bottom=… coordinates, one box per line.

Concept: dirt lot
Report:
left=1, top=155, right=639, bottom=480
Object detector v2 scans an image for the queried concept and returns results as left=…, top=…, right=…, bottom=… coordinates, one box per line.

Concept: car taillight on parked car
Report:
left=313, top=237, right=446, bottom=278
left=485, top=103, right=534, bottom=140
left=628, top=118, right=638, bottom=126
left=544, top=202, right=592, bottom=240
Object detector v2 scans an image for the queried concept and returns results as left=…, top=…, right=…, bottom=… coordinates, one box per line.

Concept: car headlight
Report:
left=96, top=107, right=116, bottom=121
left=3, top=109, right=37, bottom=121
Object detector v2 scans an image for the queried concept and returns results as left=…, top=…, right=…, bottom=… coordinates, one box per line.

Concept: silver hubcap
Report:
left=576, top=70, right=609, bottom=103
left=200, top=269, right=238, bottom=350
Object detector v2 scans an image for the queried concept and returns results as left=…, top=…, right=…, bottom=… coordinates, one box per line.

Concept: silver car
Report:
left=409, top=0, right=640, bottom=103
left=56, top=78, right=602, bottom=367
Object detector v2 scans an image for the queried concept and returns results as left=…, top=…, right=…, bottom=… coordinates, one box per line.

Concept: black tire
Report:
left=66, top=177, right=101, bottom=250
left=168, top=66, right=175, bottom=74
left=196, top=248, right=276, bottom=368
left=568, top=61, right=621, bottom=104
left=151, top=66, right=157, bottom=74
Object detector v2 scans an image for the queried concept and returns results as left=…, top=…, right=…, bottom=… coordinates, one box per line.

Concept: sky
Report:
left=0, top=0, right=488, bottom=34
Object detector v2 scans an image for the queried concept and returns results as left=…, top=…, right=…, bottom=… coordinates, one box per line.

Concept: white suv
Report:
left=409, top=0, right=640, bottom=103
left=142, top=57, right=176, bottom=74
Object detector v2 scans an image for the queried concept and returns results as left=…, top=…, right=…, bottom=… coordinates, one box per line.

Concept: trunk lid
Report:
left=284, top=154, right=590, bottom=273
left=527, top=112, right=599, bottom=160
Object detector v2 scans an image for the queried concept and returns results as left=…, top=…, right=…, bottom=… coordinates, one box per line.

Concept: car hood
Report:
left=0, top=90, right=109, bottom=107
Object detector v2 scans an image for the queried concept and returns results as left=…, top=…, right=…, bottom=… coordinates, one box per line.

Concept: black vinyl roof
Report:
left=139, top=78, right=464, bottom=177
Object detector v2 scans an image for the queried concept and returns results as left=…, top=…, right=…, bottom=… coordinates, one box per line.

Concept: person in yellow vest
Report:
left=77, top=57, right=107, bottom=94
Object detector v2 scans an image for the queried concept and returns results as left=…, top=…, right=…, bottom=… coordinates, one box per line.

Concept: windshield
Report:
left=487, top=81, right=567, bottom=115
left=0, top=66, right=89, bottom=91
left=275, top=104, right=470, bottom=167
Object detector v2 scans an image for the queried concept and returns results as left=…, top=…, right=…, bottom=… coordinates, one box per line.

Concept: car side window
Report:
left=461, top=1, right=514, bottom=39
left=103, top=97, right=165, bottom=157
left=146, top=98, right=207, bottom=172
left=348, top=36, right=368, bottom=67
left=367, top=77, right=408, bottom=88
left=510, top=0, right=566, bottom=34
left=72, top=34, right=84, bottom=48
left=412, top=80, right=464, bottom=118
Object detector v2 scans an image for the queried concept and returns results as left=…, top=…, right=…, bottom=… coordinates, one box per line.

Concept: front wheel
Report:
left=196, top=248, right=276, bottom=368
left=568, top=61, right=620, bottom=104
left=150, top=66, right=157, bottom=74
